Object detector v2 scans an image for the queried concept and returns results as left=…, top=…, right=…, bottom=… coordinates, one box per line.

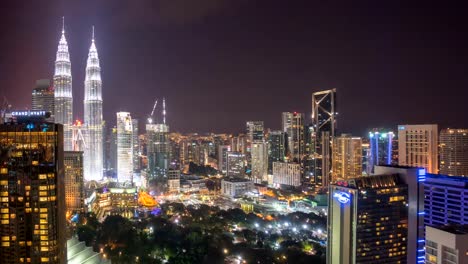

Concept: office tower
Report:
left=282, top=112, right=305, bottom=161
left=108, top=126, right=118, bottom=177
left=281, top=112, right=293, bottom=133
left=146, top=123, right=170, bottom=179
left=32, top=79, right=54, bottom=122
left=167, top=169, right=180, bottom=193
left=424, top=174, right=468, bottom=226
left=368, top=129, right=397, bottom=174
left=218, top=145, right=231, bottom=174
left=373, top=166, right=426, bottom=263
left=398, top=124, right=438, bottom=173
left=439, top=128, right=468, bottom=176
left=231, top=134, right=247, bottom=154
left=132, top=119, right=139, bottom=172
left=268, top=131, right=286, bottom=174
left=328, top=174, right=408, bottom=264
left=361, top=140, right=370, bottom=175
left=251, top=142, right=268, bottom=184
left=312, top=88, right=337, bottom=188
left=331, top=134, right=362, bottom=182
left=246, top=121, right=264, bottom=142
left=116, top=112, right=133, bottom=183
left=272, top=162, right=301, bottom=187
left=0, top=118, right=66, bottom=264
left=226, top=152, right=246, bottom=178
left=83, top=27, right=104, bottom=181
left=53, top=19, right=73, bottom=151
left=64, top=151, right=84, bottom=213
left=425, top=226, right=468, bottom=264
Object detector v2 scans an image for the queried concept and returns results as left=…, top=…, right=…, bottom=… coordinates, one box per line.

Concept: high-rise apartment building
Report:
left=84, top=27, right=104, bottom=181
left=398, top=124, right=438, bottom=173
left=32, top=79, right=54, bottom=122
left=64, top=151, right=84, bottom=213
left=0, top=118, right=66, bottom=264
left=268, top=131, right=286, bottom=174
left=425, top=225, right=468, bottom=264
left=116, top=112, right=133, bottom=183
left=226, top=152, right=246, bottom=178
left=53, top=21, right=73, bottom=151
left=312, top=89, right=337, bottom=188
left=331, top=134, right=362, bottom=182
left=251, top=142, right=268, bottom=184
left=439, top=129, right=468, bottom=176
left=368, top=129, right=397, bottom=174
left=281, top=112, right=293, bottom=133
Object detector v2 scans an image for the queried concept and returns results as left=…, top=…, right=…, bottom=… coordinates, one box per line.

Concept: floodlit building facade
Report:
left=398, top=124, right=438, bottom=173
left=368, top=129, right=397, bottom=174
left=221, top=178, right=254, bottom=198
left=331, top=134, right=362, bottom=182
left=251, top=142, right=268, bottom=184
left=84, top=28, right=104, bottom=181
left=117, top=112, right=133, bottom=183
left=439, top=129, right=468, bottom=176
left=272, top=162, right=301, bottom=187
left=0, top=120, right=66, bottom=264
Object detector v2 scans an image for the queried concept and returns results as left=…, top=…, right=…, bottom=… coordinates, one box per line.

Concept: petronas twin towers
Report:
left=53, top=19, right=103, bottom=181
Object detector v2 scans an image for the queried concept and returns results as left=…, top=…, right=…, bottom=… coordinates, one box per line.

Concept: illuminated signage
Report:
left=333, top=192, right=350, bottom=204
left=11, top=110, right=47, bottom=117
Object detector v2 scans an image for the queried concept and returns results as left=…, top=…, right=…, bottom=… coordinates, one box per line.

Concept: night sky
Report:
left=1, top=1, right=468, bottom=135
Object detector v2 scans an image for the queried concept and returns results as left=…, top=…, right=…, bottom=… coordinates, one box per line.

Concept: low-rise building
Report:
left=272, top=162, right=301, bottom=187
left=221, top=178, right=254, bottom=197
left=425, top=225, right=468, bottom=264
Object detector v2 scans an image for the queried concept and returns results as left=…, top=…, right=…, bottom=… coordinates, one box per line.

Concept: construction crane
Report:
left=147, top=99, right=158, bottom=124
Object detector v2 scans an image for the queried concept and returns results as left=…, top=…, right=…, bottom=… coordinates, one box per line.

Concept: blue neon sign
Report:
left=333, top=192, right=350, bottom=204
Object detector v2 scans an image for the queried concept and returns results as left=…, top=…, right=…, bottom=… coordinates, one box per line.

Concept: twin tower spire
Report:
left=53, top=17, right=103, bottom=182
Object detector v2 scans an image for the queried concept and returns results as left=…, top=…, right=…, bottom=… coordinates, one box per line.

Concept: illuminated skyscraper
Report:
left=439, top=128, right=468, bottom=176
left=286, top=112, right=305, bottom=161
left=331, top=134, right=362, bottom=182
left=251, top=142, right=268, bottom=183
left=0, top=117, right=66, bottom=264
left=117, top=112, right=133, bottom=183
left=64, top=151, right=84, bottom=213
left=146, top=123, right=170, bottom=179
left=398, top=124, right=438, bottom=173
left=83, top=27, right=104, bottom=181
left=218, top=145, right=231, bottom=174
left=246, top=121, right=264, bottom=142
left=32, top=79, right=54, bottom=122
left=312, top=89, right=337, bottom=188
left=368, top=129, right=397, bottom=174
left=132, top=119, right=140, bottom=172
left=53, top=18, right=73, bottom=151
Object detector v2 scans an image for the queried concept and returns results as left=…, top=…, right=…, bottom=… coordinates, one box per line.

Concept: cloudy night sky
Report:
left=1, top=0, right=468, bottom=134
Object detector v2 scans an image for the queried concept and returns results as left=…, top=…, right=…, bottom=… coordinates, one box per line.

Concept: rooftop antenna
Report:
left=62, top=16, right=65, bottom=34
left=163, top=98, right=166, bottom=125
left=92, top=25, right=95, bottom=42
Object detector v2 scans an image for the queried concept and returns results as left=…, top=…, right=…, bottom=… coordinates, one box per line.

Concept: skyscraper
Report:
left=117, top=112, right=134, bottom=183
left=53, top=19, right=73, bottom=151
left=217, top=145, right=231, bottom=174
left=368, top=129, right=397, bottom=174
left=64, top=151, right=84, bottom=213
left=331, top=134, right=362, bottom=182
left=284, top=112, right=305, bottom=162
left=132, top=119, right=140, bottom=172
left=327, top=174, right=408, bottom=264
left=439, top=128, right=468, bottom=176
left=32, top=79, right=54, bottom=122
left=83, top=27, right=104, bottom=181
left=251, top=141, right=268, bottom=184
left=0, top=117, right=66, bottom=264
left=146, top=123, right=170, bottom=179
left=312, top=89, right=337, bottom=188
left=398, top=124, right=438, bottom=173
left=281, top=112, right=293, bottom=133
left=268, top=130, right=286, bottom=174
left=273, top=162, right=301, bottom=187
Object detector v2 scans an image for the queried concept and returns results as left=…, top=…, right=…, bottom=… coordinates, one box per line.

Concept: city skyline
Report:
left=2, top=1, right=468, bottom=134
